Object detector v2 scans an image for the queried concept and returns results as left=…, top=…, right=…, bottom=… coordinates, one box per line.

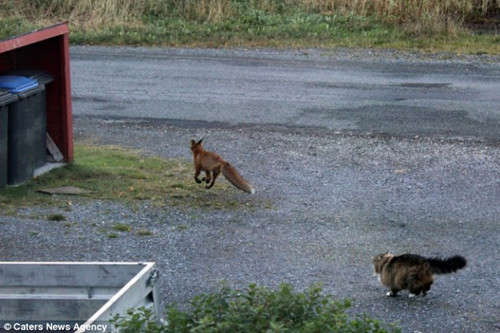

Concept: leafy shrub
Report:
left=112, top=283, right=400, bottom=332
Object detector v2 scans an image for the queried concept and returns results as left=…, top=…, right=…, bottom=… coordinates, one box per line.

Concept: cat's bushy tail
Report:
left=427, top=256, right=466, bottom=274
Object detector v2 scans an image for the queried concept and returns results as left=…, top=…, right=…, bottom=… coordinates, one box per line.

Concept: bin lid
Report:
left=7, top=70, right=54, bottom=85
left=0, top=88, right=17, bottom=107
left=0, top=75, right=39, bottom=93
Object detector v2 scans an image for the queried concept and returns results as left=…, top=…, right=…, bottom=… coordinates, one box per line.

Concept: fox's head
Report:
left=190, top=138, right=204, bottom=153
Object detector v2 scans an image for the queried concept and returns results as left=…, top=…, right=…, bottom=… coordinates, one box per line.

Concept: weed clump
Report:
left=47, top=214, right=66, bottom=221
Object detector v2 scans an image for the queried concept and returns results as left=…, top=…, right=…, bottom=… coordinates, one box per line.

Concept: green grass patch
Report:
left=136, top=229, right=154, bottom=236
left=0, top=17, right=39, bottom=40
left=0, top=144, right=264, bottom=213
left=112, top=223, right=132, bottom=232
left=173, top=224, right=188, bottom=231
left=53, top=15, right=500, bottom=54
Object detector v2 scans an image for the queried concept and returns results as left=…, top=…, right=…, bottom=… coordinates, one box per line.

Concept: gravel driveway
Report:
left=1, top=48, right=499, bottom=332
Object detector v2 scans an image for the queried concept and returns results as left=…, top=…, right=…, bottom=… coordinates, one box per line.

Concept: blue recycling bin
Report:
left=6, top=70, right=53, bottom=86
left=0, top=75, right=47, bottom=185
left=0, top=89, right=18, bottom=188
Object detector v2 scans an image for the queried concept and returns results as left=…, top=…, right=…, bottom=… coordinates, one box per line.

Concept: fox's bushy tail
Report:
left=221, top=162, right=255, bottom=194
left=427, top=256, right=466, bottom=274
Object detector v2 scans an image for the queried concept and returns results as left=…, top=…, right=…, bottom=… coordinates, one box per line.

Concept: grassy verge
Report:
left=0, top=1, right=498, bottom=54
left=70, top=14, right=499, bottom=54
left=0, top=144, right=264, bottom=213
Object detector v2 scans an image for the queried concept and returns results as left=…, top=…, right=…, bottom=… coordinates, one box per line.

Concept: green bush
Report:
left=111, top=283, right=400, bottom=333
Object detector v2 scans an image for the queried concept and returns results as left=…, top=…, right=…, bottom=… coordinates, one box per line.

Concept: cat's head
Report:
left=372, top=252, right=393, bottom=274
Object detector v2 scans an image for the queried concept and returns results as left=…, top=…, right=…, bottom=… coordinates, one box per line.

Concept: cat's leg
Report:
left=421, top=282, right=433, bottom=296
left=386, top=289, right=399, bottom=297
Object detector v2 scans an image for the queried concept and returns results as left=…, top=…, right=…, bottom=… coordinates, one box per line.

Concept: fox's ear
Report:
left=197, top=138, right=204, bottom=145
left=190, top=139, right=196, bottom=146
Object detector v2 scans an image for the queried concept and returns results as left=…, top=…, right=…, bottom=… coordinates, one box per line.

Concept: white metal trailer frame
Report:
left=0, top=262, right=160, bottom=332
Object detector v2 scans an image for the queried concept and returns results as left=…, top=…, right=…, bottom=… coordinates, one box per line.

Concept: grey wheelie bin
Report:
left=8, top=69, right=54, bottom=172
left=0, top=75, right=46, bottom=185
left=0, top=89, right=18, bottom=188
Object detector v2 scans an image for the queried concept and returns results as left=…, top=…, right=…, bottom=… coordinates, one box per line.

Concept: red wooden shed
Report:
left=0, top=22, right=73, bottom=162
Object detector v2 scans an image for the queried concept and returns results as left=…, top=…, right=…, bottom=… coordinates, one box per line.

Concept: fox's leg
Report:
left=206, top=167, right=221, bottom=189
left=202, top=170, right=211, bottom=183
left=194, top=166, right=202, bottom=184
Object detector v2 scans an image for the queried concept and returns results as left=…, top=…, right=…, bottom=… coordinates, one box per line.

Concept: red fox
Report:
left=190, top=138, right=255, bottom=194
